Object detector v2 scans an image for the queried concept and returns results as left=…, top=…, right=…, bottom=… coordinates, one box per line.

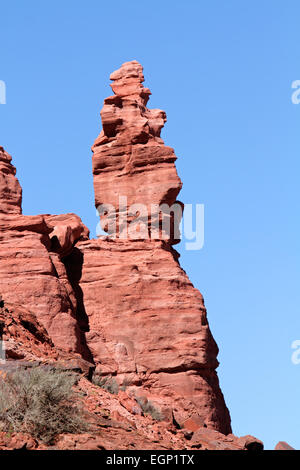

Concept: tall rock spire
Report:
left=76, top=61, right=232, bottom=434
left=0, top=146, right=22, bottom=214
left=92, top=60, right=182, bottom=243
left=0, top=63, right=267, bottom=447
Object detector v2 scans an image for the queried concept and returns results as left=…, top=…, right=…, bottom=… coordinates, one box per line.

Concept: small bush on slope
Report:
left=92, top=373, right=119, bottom=395
left=0, top=366, right=88, bottom=444
left=135, top=396, right=163, bottom=421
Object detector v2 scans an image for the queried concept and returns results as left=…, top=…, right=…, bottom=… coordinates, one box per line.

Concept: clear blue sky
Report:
left=1, top=0, right=299, bottom=450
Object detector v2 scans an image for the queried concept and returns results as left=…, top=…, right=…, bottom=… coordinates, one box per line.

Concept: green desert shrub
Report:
left=92, top=373, right=119, bottom=395
left=0, top=366, right=88, bottom=444
left=119, top=378, right=131, bottom=392
left=135, top=396, right=163, bottom=421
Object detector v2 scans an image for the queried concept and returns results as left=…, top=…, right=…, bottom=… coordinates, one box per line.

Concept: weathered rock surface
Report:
left=45, top=213, right=90, bottom=257
left=75, top=60, right=231, bottom=435
left=0, top=432, right=38, bottom=450
left=275, top=441, right=295, bottom=451
left=92, top=60, right=182, bottom=243
left=0, top=299, right=261, bottom=451
left=75, top=237, right=231, bottom=433
left=0, top=147, right=22, bottom=214
left=0, top=60, right=271, bottom=449
left=0, top=212, right=88, bottom=354
left=0, top=299, right=93, bottom=376
left=0, top=366, right=262, bottom=451
left=0, top=152, right=90, bottom=356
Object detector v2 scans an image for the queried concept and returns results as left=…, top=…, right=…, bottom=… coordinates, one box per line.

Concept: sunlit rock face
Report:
left=0, top=61, right=232, bottom=436
left=76, top=61, right=232, bottom=434
left=0, top=146, right=22, bottom=214
left=0, top=147, right=90, bottom=356
left=92, top=60, right=183, bottom=244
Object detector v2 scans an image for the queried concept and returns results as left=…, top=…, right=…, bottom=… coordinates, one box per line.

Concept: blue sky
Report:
left=1, top=0, right=299, bottom=450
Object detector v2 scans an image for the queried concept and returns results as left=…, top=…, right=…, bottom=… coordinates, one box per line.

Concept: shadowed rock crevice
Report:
left=62, top=248, right=94, bottom=364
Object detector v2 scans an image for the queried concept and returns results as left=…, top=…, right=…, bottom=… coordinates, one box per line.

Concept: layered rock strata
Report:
left=0, top=147, right=22, bottom=214
left=75, top=61, right=231, bottom=434
left=0, top=60, right=232, bottom=436
left=92, top=61, right=182, bottom=243
left=0, top=149, right=90, bottom=356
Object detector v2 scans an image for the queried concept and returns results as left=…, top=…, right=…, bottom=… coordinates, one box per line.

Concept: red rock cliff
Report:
left=0, top=61, right=232, bottom=437
left=0, top=148, right=90, bottom=356
left=72, top=60, right=232, bottom=434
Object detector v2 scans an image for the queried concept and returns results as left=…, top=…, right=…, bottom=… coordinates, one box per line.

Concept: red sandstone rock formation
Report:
left=275, top=441, right=295, bottom=450
left=92, top=61, right=182, bottom=243
left=0, top=299, right=262, bottom=451
left=0, top=369, right=263, bottom=451
left=75, top=237, right=231, bottom=432
left=0, top=150, right=90, bottom=355
left=0, top=147, right=22, bottom=214
left=0, top=212, right=89, bottom=354
left=0, top=298, right=93, bottom=376
left=73, top=60, right=231, bottom=434
left=0, top=61, right=270, bottom=449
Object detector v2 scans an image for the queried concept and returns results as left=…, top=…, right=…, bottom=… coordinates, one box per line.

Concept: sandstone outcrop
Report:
left=0, top=147, right=22, bottom=214
left=73, top=60, right=231, bottom=435
left=0, top=298, right=93, bottom=376
left=75, top=237, right=231, bottom=433
left=0, top=152, right=90, bottom=356
left=0, top=60, right=271, bottom=449
left=92, top=61, right=182, bottom=243
left=0, top=371, right=262, bottom=451
left=0, top=299, right=261, bottom=451
left=275, top=441, right=295, bottom=450
left=0, top=212, right=90, bottom=354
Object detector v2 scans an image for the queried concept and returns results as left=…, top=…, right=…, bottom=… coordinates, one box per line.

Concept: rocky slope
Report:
left=0, top=61, right=271, bottom=450
left=0, top=299, right=265, bottom=451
